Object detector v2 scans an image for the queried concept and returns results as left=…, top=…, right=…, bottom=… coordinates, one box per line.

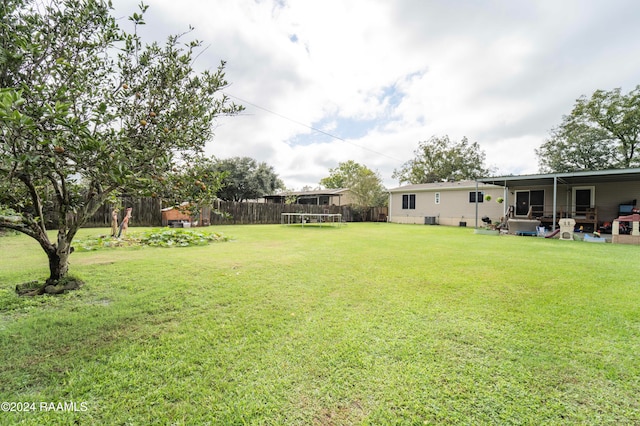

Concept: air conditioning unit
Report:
left=424, top=216, right=437, bottom=225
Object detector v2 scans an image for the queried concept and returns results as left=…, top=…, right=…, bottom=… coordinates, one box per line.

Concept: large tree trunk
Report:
left=15, top=231, right=79, bottom=296
left=47, top=231, right=72, bottom=283
left=47, top=248, right=70, bottom=283
left=31, top=235, right=82, bottom=295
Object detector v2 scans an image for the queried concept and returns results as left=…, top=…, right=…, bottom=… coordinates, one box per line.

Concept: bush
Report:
left=74, top=228, right=228, bottom=251
left=138, top=228, right=228, bottom=247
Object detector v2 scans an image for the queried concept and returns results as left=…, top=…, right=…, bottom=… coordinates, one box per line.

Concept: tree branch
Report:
left=16, top=173, right=48, bottom=236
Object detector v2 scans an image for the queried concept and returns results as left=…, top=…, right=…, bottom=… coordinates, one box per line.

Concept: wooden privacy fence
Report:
left=82, top=197, right=163, bottom=227
left=80, top=199, right=388, bottom=227
left=209, top=201, right=355, bottom=225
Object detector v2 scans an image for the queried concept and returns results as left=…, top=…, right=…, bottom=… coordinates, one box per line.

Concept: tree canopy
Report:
left=320, top=160, right=365, bottom=189
left=0, top=0, right=243, bottom=289
left=320, top=160, right=387, bottom=208
left=212, top=157, right=284, bottom=202
left=392, top=136, right=490, bottom=184
left=537, top=85, right=640, bottom=172
left=536, top=123, right=616, bottom=173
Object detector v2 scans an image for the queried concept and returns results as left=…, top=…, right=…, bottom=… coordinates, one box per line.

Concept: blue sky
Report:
left=112, top=0, right=640, bottom=189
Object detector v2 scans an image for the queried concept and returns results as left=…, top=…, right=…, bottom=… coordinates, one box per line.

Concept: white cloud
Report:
left=111, top=0, right=640, bottom=189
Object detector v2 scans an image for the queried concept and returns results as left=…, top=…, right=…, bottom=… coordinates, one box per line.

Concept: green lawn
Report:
left=0, top=223, right=639, bottom=425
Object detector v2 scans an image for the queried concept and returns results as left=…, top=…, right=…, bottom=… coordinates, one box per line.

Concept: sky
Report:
left=111, top=0, right=640, bottom=190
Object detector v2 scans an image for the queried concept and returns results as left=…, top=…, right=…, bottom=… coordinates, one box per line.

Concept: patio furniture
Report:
left=507, top=218, right=541, bottom=236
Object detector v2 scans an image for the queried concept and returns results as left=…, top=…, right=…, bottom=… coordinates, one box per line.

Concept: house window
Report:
left=572, top=186, right=595, bottom=213
left=402, top=194, right=416, bottom=209
left=469, top=191, right=484, bottom=203
left=435, top=192, right=440, bottom=205
left=516, top=190, right=544, bottom=216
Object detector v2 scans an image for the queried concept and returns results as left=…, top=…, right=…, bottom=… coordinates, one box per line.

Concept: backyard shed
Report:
left=161, top=203, right=211, bottom=227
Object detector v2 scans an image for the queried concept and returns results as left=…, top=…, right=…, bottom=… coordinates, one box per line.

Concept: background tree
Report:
left=212, top=157, right=284, bottom=202
left=280, top=188, right=299, bottom=205
left=158, top=157, right=226, bottom=216
left=348, top=167, right=388, bottom=208
left=0, top=0, right=243, bottom=290
left=319, top=160, right=364, bottom=189
left=320, top=160, right=387, bottom=217
left=537, top=85, right=640, bottom=172
left=536, top=123, right=617, bottom=173
left=392, top=135, right=490, bottom=184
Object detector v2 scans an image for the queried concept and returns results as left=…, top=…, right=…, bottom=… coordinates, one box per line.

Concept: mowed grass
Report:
left=0, top=223, right=639, bottom=425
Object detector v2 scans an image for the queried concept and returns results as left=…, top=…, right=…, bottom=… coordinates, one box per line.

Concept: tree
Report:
left=320, top=160, right=387, bottom=209
left=320, top=160, right=365, bottom=189
left=537, top=85, right=640, bottom=172
left=0, top=0, right=243, bottom=291
left=280, top=188, right=299, bottom=205
left=536, top=123, right=617, bottom=173
left=159, top=158, right=226, bottom=215
left=392, top=136, right=489, bottom=184
left=348, top=167, right=388, bottom=209
left=213, top=157, right=284, bottom=202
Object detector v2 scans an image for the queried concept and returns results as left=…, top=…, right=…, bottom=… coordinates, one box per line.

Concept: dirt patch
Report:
left=314, top=400, right=365, bottom=426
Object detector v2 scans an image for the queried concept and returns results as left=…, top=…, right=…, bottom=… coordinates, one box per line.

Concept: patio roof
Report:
left=478, top=167, right=640, bottom=188
left=474, top=167, right=640, bottom=230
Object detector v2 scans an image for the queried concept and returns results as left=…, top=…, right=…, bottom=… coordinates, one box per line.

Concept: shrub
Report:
left=74, top=228, right=228, bottom=251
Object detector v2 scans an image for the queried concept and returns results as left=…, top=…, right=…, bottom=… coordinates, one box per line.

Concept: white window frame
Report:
left=572, top=186, right=595, bottom=213
left=469, top=191, right=484, bottom=203
left=402, top=194, right=416, bottom=210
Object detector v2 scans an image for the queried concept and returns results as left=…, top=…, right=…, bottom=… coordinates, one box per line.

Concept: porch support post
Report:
left=503, top=185, right=508, bottom=217
left=553, top=176, right=558, bottom=231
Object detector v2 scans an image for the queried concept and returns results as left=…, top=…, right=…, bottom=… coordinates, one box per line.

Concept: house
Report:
left=264, top=188, right=353, bottom=206
left=388, top=180, right=506, bottom=226
left=478, top=168, right=640, bottom=232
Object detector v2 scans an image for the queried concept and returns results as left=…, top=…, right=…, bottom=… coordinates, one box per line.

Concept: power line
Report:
left=223, top=92, right=403, bottom=163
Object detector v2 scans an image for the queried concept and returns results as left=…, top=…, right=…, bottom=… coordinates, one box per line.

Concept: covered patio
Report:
left=474, top=168, right=640, bottom=232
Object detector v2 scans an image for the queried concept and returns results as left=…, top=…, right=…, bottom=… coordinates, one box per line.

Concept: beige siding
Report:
left=330, top=191, right=354, bottom=206
left=591, top=181, right=640, bottom=222
left=389, top=186, right=505, bottom=226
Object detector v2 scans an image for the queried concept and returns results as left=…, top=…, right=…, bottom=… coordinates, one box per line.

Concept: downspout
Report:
left=475, top=180, right=479, bottom=229
left=388, top=191, right=392, bottom=223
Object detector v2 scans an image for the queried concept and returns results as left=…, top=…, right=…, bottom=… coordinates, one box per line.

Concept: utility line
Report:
left=223, top=92, right=403, bottom=163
